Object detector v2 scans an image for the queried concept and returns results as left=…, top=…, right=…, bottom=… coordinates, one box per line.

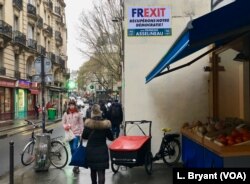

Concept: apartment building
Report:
left=0, top=0, right=69, bottom=121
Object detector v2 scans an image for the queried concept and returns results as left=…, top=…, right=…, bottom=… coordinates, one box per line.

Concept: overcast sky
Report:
left=65, top=0, right=93, bottom=71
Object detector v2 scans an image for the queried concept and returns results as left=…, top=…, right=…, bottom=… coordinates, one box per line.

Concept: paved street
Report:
left=0, top=162, right=174, bottom=184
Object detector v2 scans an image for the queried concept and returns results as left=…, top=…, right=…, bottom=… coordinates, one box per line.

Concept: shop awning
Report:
left=29, top=89, right=40, bottom=95
left=146, top=0, right=250, bottom=83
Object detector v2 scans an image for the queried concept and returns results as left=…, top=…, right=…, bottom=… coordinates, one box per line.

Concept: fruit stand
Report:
left=181, top=119, right=250, bottom=168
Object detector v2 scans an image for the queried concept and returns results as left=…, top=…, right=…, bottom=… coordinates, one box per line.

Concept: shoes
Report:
left=73, top=166, right=80, bottom=174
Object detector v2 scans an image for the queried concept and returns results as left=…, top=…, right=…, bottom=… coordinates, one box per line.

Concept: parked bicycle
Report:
left=153, top=128, right=181, bottom=166
left=21, top=120, right=68, bottom=169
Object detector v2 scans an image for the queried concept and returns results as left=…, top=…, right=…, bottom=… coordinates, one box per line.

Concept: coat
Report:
left=62, top=112, right=83, bottom=136
left=82, top=117, right=114, bottom=170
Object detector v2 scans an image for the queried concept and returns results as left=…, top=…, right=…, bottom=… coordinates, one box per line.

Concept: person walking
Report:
left=82, top=104, right=114, bottom=184
left=34, top=103, right=39, bottom=119
left=62, top=100, right=83, bottom=174
left=110, top=100, right=123, bottom=138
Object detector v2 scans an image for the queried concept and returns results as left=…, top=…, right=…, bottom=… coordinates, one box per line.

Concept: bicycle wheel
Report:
left=50, top=140, right=68, bottom=169
left=162, top=139, right=181, bottom=166
left=111, top=161, right=120, bottom=174
left=145, top=151, right=153, bottom=175
left=21, top=141, right=35, bottom=166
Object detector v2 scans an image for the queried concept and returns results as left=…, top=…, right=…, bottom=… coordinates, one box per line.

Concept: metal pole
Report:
left=9, top=141, right=14, bottom=184
left=41, top=55, right=46, bottom=133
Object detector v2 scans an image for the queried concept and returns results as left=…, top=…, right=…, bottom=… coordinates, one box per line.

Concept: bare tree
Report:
left=77, top=0, right=122, bottom=89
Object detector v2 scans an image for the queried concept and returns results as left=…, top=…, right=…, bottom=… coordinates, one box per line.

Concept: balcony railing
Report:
left=27, top=39, right=37, bottom=50
left=14, top=71, right=21, bottom=79
left=37, top=16, right=43, bottom=29
left=43, top=25, right=53, bottom=37
left=0, top=67, right=6, bottom=75
left=54, top=6, right=61, bottom=15
left=0, top=20, right=12, bottom=39
left=37, top=45, right=46, bottom=56
left=13, top=0, right=23, bottom=11
left=13, top=31, right=26, bottom=46
left=47, top=52, right=55, bottom=63
left=27, top=4, right=37, bottom=18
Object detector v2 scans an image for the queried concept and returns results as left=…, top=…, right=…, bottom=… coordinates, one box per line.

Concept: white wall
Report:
left=124, top=0, right=211, bottom=154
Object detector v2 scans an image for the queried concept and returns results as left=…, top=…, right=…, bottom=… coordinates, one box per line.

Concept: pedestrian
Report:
left=99, top=100, right=108, bottom=119
left=34, top=103, right=39, bottom=119
left=62, top=100, right=83, bottom=174
left=110, top=100, right=123, bottom=138
left=86, top=102, right=93, bottom=119
left=82, top=104, right=114, bottom=184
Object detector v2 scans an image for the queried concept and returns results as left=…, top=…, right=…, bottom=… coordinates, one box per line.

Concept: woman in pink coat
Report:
left=62, top=100, right=83, bottom=174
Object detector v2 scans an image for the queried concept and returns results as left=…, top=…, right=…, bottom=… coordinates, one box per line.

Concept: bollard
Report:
left=9, top=141, right=14, bottom=184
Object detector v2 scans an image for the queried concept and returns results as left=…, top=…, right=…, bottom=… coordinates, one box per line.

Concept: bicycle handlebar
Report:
left=25, top=119, right=53, bottom=134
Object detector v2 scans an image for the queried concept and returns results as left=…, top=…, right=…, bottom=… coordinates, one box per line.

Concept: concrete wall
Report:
left=124, top=0, right=211, bottom=154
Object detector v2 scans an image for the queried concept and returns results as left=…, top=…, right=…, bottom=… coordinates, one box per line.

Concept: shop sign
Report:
left=31, top=82, right=38, bottom=88
left=128, top=6, right=171, bottom=36
left=0, top=80, right=15, bottom=87
left=18, top=80, right=31, bottom=89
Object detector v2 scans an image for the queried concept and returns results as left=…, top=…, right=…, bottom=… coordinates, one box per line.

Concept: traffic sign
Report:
left=34, top=57, right=52, bottom=74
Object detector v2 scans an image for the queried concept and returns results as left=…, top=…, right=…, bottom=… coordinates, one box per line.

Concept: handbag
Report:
left=69, top=131, right=94, bottom=168
left=64, top=129, right=75, bottom=142
left=69, top=139, right=87, bottom=168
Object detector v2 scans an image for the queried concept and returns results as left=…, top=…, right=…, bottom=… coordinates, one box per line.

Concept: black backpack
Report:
left=111, top=103, right=121, bottom=118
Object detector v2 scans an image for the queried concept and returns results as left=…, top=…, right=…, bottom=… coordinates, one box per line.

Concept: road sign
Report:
left=34, top=57, right=52, bottom=74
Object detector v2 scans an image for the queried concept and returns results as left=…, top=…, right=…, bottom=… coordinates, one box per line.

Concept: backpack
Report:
left=111, top=103, right=121, bottom=118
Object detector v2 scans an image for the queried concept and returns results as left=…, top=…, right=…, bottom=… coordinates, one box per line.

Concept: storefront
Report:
left=15, top=80, right=30, bottom=119
left=145, top=0, right=250, bottom=167
left=47, top=86, right=63, bottom=118
left=0, top=79, right=15, bottom=121
left=28, top=82, right=40, bottom=118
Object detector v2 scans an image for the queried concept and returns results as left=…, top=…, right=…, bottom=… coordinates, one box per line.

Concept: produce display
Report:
left=182, top=118, right=250, bottom=146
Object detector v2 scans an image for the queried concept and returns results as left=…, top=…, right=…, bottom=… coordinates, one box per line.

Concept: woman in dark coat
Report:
left=82, top=104, right=114, bottom=184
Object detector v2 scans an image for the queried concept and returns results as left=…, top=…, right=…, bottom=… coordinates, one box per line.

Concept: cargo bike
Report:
left=109, top=120, right=153, bottom=175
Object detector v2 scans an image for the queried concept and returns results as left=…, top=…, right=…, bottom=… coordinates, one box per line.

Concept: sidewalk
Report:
left=0, top=117, right=62, bottom=139
left=0, top=162, right=176, bottom=184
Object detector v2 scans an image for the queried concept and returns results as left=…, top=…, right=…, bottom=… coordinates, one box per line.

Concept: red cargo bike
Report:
left=109, top=120, right=153, bottom=175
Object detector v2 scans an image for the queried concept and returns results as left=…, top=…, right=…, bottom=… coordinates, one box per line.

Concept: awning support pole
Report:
left=155, top=46, right=220, bottom=78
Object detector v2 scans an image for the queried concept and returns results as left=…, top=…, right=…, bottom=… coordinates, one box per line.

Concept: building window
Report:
left=0, top=49, right=3, bottom=67
left=0, top=5, right=3, bottom=20
left=14, top=16, right=19, bottom=31
left=14, top=54, right=19, bottom=71
left=48, top=15, right=50, bottom=26
left=48, top=41, right=51, bottom=52
left=28, top=24, right=35, bottom=40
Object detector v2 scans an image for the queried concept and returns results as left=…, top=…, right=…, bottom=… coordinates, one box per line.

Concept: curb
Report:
left=0, top=119, right=62, bottom=138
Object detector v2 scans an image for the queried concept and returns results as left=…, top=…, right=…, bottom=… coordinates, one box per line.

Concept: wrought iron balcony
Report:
left=27, top=39, right=37, bottom=51
left=27, top=4, right=37, bottom=18
left=12, top=31, right=26, bottom=46
left=0, top=20, right=12, bottom=40
left=37, top=45, right=46, bottom=56
left=55, top=31, right=63, bottom=46
left=43, top=25, right=53, bottom=37
left=47, top=52, right=55, bottom=63
left=54, top=6, right=61, bottom=15
left=13, top=0, right=23, bottom=11
left=0, top=67, right=6, bottom=75
left=36, top=16, right=43, bottom=29
left=14, top=71, right=21, bottom=79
